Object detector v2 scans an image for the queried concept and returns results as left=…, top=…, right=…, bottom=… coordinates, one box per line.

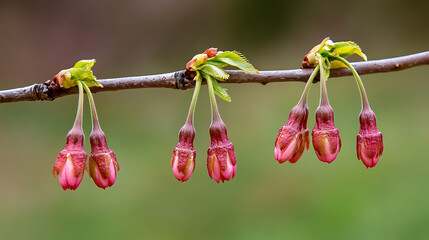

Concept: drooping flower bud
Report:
left=186, top=53, right=208, bottom=71
left=356, top=108, right=383, bottom=168
left=171, top=122, right=196, bottom=182
left=207, top=119, right=237, bottom=183
left=312, top=104, right=342, bottom=163
left=274, top=103, right=310, bottom=163
left=53, top=127, right=87, bottom=190
left=88, top=128, right=119, bottom=189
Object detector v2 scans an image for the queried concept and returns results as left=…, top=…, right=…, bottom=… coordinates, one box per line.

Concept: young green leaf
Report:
left=81, top=78, right=102, bottom=88
left=210, top=76, right=231, bottom=102
left=208, top=51, right=258, bottom=73
left=198, top=64, right=229, bottom=81
left=205, top=58, right=228, bottom=68
left=333, top=41, right=367, bottom=61
left=73, top=59, right=96, bottom=69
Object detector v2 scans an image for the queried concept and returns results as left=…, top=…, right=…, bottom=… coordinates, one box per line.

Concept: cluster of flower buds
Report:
left=52, top=60, right=119, bottom=190
left=171, top=48, right=257, bottom=183
left=276, top=38, right=383, bottom=168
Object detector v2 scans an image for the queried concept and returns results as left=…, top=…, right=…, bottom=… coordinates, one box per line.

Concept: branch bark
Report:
left=1, top=51, right=428, bottom=104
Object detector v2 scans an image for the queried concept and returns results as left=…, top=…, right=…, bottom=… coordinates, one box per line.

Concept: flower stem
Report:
left=334, top=56, right=370, bottom=110
left=318, top=58, right=330, bottom=106
left=73, top=81, right=84, bottom=128
left=185, top=77, right=202, bottom=125
left=298, top=65, right=320, bottom=105
left=206, top=74, right=221, bottom=122
left=81, top=82, right=102, bottom=131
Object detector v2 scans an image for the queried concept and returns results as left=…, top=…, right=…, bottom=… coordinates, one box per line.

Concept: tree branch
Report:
left=1, top=51, right=428, bottom=104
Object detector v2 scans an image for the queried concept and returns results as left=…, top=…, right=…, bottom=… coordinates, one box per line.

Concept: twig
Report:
left=0, top=51, right=428, bottom=104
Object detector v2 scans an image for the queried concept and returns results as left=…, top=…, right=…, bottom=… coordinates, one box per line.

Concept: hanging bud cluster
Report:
left=49, top=39, right=385, bottom=190
left=171, top=48, right=258, bottom=183
left=276, top=38, right=383, bottom=168
left=52, top=60, right=119, bottom=190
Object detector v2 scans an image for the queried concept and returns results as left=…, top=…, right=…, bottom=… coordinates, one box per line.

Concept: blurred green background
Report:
left=1, top=0, right=429, bottom=239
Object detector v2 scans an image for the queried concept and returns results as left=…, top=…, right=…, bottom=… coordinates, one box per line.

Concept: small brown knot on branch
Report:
left=34, top=78, right=68, bottom=101
left=175, top=70, right=195, bottom=90
left=31, top=81, right=56, bottom=101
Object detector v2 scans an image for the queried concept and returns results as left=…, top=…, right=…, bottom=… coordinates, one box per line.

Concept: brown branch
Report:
left=1, top=51, right=428, bottom=104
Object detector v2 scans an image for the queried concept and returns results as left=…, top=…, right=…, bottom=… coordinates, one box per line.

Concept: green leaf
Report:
left=198, top=64, right=229, bottom=81
left=205, top=58, right=228, bottom=68
left=81, top=78, right=102, bottom=87
left=73, top=59, right=96, bottom=68
left=208, top=51, right=258, bottom=73
left=211, top=77, right=231, bottom=102
left=333, top=41, right=367, bottom=61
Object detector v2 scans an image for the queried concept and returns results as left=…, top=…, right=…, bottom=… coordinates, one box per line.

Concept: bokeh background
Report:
left=1, top=0, right=429, bottom=239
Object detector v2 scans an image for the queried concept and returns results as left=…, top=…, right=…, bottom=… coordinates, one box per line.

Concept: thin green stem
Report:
left=298, top=65, right=320, bottom=105
left=318, top=58, right=330, bottom=106
left=73, top=81, right=84, bottom=128
left=334, top=56, right=370, bottom=110
left=206, top=75, right=221, bottom=122
left=185, top=77, right=202, bottom=125
left=81, top=82, right=101, bottom=131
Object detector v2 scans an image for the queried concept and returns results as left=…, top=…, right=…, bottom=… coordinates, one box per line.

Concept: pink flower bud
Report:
left=88, top=129, right=119, bottom=189
left=171, top=123, right=196, bottom=182
left=312, top=105, right=342, bottom=163
left=52, top=128, right=87, bottom=190
left=207, top=119, right=237, bottom=183
left=356, top=108, right=384, bottom=168
left=274, top=103, right=310, bottom=163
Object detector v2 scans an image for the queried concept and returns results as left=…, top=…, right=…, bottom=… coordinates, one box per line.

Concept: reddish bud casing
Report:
left=312, top=105, right=342, bottom=163
left=186, top=54, right=208, bottom=71
left=207, top=119, right=237, bottom=183
left=203, top=48, right=218, bottom=58
left=88, top=129, right=119, bottom=189
left=171, top=123, right=196, bottom=182
left=53, top=128, right=87, bottom=190
left=356, top=108, right=384, bottom=168
left=275, top=104, right=310, bottom=163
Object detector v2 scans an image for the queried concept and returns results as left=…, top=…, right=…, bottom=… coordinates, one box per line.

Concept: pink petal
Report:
left=221, top=153, right=234, bottom=181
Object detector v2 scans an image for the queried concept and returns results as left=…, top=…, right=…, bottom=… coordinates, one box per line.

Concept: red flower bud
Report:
left=88, top=129, right=119, bottom=189
left=274, top=103, right=310, bottom=163
left=52, top=128, right=87, bottom=190
left=207, top=119, right=236, bottom=183
left=312, top=105, right=342, bottom=163
left=203, top=48, right=218, bottom=58
left=171, top=123, right=196, bottom=182
left=356, top=108, right=384, bottom=168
